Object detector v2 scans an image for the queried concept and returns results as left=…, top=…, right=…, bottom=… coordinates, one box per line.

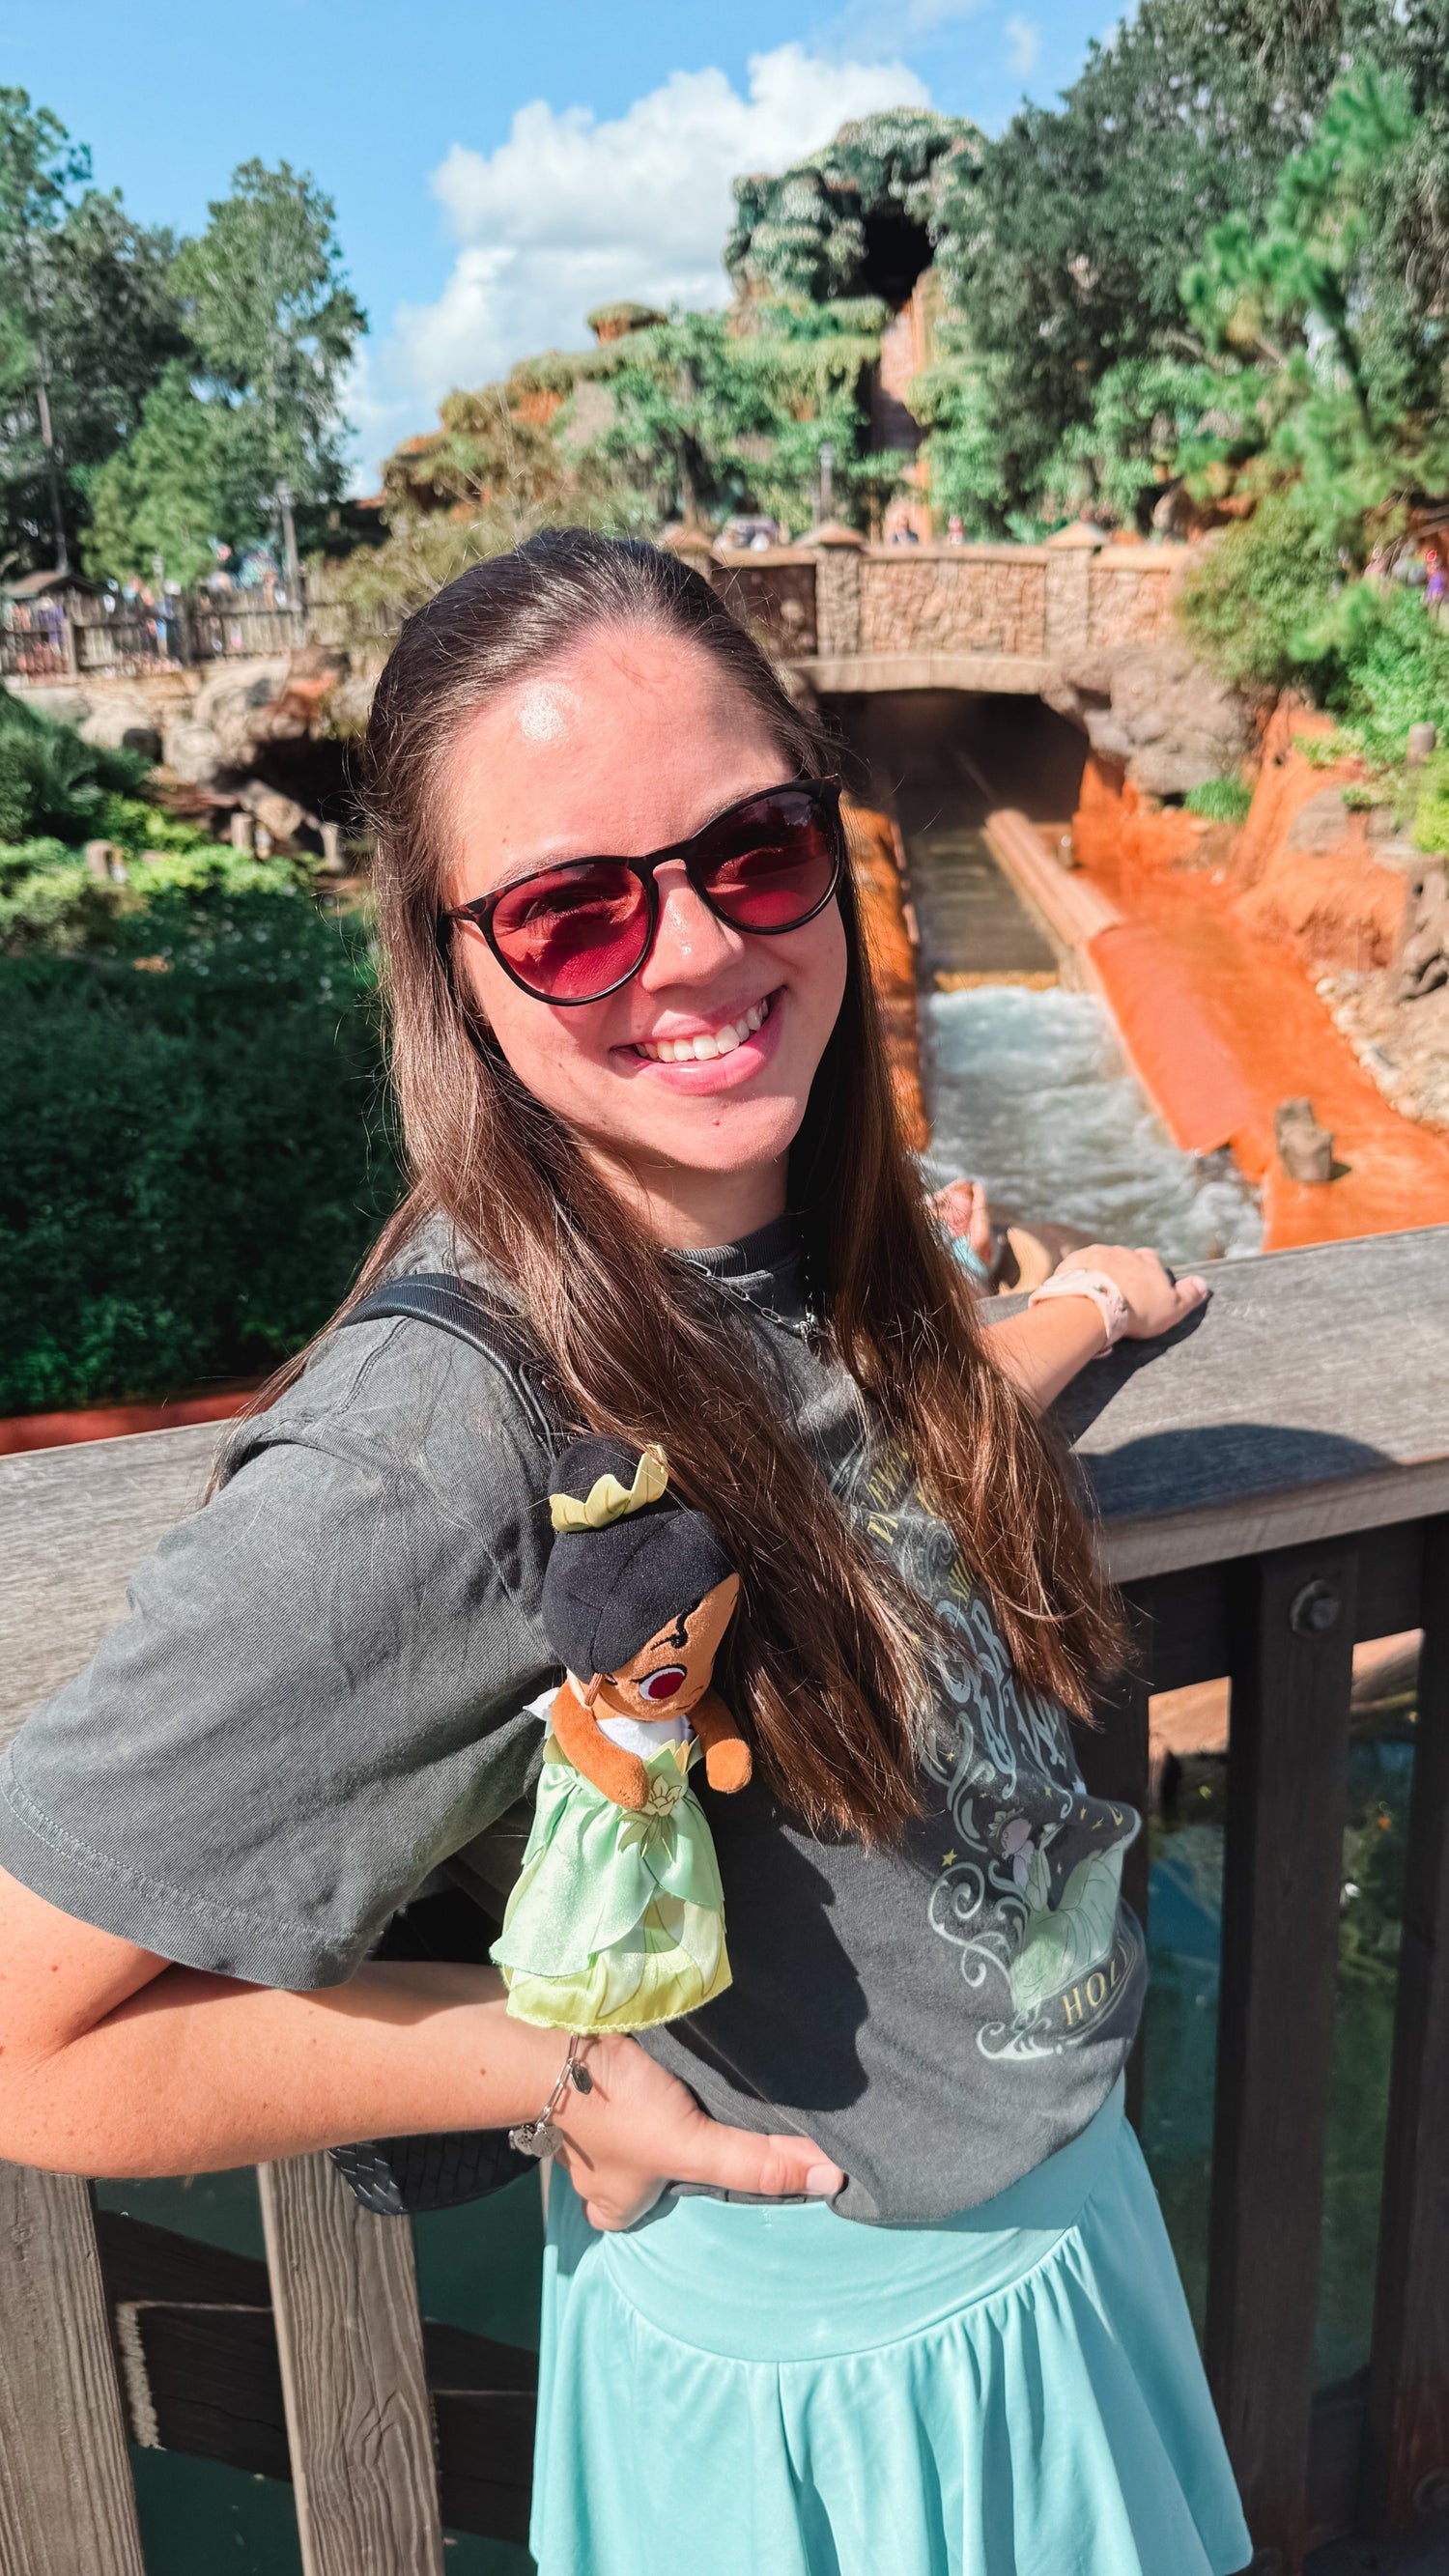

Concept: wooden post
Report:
left=258, top=2152, right=444, bottom=2576
left=1362, top=1515, right=1449, bottom=2534
left=1206, top=1538, right=1359, bottom=2572
left=0, top=2163, right=146, bottom=2576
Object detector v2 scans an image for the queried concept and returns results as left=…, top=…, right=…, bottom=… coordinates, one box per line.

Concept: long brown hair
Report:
left=302, top=531, right=1121, bottom=1839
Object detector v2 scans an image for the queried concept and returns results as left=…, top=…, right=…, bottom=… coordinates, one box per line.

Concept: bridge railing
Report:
left=4, top=541, right=1180, bottom=695
left=2, top=1226, right=1447, bottom=2574
left=713, top=534, right=1184, bottom=683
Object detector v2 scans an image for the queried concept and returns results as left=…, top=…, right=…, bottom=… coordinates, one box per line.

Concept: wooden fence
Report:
left=2, top=1226, right=1448, bottom=2572
left=0, top=594, right=313, bottom=683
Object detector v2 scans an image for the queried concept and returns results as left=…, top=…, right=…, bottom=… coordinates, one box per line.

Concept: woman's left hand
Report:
left=1052, top=1244, right=1208, bottom=1341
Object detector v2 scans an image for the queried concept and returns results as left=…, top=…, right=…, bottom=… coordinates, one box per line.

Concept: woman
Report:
left=0, top=533, right=1249, bottom=2576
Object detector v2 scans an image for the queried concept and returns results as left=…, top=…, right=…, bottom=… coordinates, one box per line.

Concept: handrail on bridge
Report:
left=1, top=1225, right=1447, bottom=2575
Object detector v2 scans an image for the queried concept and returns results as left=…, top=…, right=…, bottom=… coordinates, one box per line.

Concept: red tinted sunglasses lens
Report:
left=699, top=795, right=838, bottom=930
left=489, top=862, right=649, bottom=1000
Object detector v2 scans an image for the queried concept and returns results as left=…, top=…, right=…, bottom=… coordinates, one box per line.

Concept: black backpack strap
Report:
left=341, top=1271, right=560, bottom=1447
left=327, top=1271, right=561, bottom=2216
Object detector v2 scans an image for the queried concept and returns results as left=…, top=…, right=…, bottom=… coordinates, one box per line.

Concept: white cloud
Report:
left=349, top=43, right=929, bottom=483
left=1005, top=14, right=1041, bottom=72
left=819, top=0, right=984, bottom=51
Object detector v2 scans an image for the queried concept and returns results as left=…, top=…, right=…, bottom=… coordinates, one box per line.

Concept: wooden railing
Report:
left=0, top=594, right=312, bottom=683
left=2, top=1227, right=1447, bottom=2574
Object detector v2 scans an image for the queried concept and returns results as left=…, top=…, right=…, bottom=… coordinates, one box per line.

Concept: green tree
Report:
left=83, top=359, right=267, bottom=589
left=0, top=88, right=86, bottom=570
left=0, top=90, right=183, bottom=573
left=1046, top=354, right=1273, bottom=531
left=172, top=159, right=365, bottom=580
left=582, top=302, right=888, bottom=535
left=726, top=109, right=978, bottom=306
left=925, top=0, right=1343, bottom=528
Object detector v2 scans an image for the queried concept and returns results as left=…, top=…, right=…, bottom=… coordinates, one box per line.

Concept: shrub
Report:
left=1411, top=750, right=1449, bottom=858
left=1328, top=588, right=1449, bottom=770
left=1183, top=777, right=1253, bottom=823
left=1178, top=484, right=1344, bottom=694
left=0, top=688, right=150, bottom=844
left=0, top=830, right=313, bottom=957
left=0, top=890, right=400, bottom=1412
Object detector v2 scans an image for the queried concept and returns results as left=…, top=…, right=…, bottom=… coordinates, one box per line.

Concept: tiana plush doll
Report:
left=491, top=1436, right=752, bottom=2036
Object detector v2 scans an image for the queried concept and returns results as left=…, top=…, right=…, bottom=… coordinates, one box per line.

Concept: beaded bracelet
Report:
left=509, top=2031, right=593, bottom=2158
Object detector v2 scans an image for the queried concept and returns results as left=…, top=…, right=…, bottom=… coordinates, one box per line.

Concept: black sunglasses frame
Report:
left=442, top=778, right=845, bottom=1005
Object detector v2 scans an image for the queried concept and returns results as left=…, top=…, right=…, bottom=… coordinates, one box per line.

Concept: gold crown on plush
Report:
left=549, top=1444, right=668, bottom=1534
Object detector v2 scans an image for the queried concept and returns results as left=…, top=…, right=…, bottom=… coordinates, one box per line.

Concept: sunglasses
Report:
left=443, top=778, right=844, bottom=1006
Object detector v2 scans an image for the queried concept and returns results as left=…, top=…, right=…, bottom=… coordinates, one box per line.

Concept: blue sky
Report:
left=7, top=1, right=1120, bottom=479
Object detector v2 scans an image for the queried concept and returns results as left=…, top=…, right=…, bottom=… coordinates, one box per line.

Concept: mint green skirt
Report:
left=530, top=2083, right=1251, bottom=2575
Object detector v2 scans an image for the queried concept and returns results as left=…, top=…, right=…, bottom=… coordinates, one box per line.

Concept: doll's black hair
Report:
left=542, top=1436, right=735, bottom=1680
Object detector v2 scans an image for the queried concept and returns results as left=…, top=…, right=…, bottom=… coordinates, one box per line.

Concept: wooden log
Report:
left=1363, top=1516, right=1449, bottom=2533
left=0, top=2162, right=146, bottom=2576
left=1205, top=1538, right=1360, bottom=2572
left=258, top=2152, right=444, bottom=2576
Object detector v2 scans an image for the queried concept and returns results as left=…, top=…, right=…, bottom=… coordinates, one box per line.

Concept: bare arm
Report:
left=551, top=1680, right=649, bottom=1809
left=689, top=1685, right=753, bottom=1794
left=984, top=1244, right=1208, bottom=1411
left=0, top=1865, right=841, bottom=2229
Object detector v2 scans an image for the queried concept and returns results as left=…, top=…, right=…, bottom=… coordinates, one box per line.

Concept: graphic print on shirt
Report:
left=849, top=1434, right=1143, bottom=2062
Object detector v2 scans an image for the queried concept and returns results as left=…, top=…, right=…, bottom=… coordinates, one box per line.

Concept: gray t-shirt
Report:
left=0, top=1215, right=1144, bottom=2223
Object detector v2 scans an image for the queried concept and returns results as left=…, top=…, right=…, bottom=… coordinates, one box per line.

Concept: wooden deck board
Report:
left=0, top=2163, right=145, bottom=2576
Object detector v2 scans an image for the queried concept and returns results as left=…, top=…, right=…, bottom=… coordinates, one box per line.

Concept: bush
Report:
left=0, top=688, right=150, bottom=844
left=1178, top=484, right=1344, bottom=694
left=0, top=829, right=313, bottom=957
left=0, top=890, right=401, bottom=1412
left=1328, top=587, right=1449, bottom=769
left=1183, top=776, right=1253, bottom=823
left=1412, top=749, right=1449, bottom=857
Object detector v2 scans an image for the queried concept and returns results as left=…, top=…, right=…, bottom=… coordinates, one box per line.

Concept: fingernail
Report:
left=806, top=2163, right=841, bottom=2196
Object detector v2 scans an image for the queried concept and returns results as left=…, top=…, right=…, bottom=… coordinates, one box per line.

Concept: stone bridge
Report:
left=696, top=529, right=1184, bottom=698
left=692, top=530, right=1250, bottom=794
left=17, top=529, right=1231, bottom=801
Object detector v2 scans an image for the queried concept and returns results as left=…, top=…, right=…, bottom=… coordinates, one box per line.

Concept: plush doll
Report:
left=491, top=1436, right=752, bottom=2034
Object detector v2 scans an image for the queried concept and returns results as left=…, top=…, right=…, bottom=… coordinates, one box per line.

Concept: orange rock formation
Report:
left=1069, top=730, right=1449, bottom=1251
left=846, top=800, right=929, bottom=1153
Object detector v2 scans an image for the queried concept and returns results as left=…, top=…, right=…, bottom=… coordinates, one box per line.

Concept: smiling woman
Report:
left=441, top=670, right=848, bottom=1235
left=0, top=532, right=1239, bottom=2576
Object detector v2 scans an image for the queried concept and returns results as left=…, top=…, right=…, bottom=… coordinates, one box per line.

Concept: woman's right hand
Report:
left=554, top=2032, right=843, bottom=2231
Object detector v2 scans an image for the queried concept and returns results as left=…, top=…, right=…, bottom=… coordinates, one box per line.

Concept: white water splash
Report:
left=922, top=983, right=1263, bottom=1265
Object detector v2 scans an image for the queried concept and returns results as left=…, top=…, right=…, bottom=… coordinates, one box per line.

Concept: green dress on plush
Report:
left=491, top=1728, right=732, bottom=2033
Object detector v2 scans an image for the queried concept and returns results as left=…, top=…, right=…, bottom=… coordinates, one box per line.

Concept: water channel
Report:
left=895, top=767, right=1264, bottom=1264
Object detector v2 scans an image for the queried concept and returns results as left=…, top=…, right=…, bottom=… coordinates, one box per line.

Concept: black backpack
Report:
left=327, top=1273, right=561, bottom=2216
